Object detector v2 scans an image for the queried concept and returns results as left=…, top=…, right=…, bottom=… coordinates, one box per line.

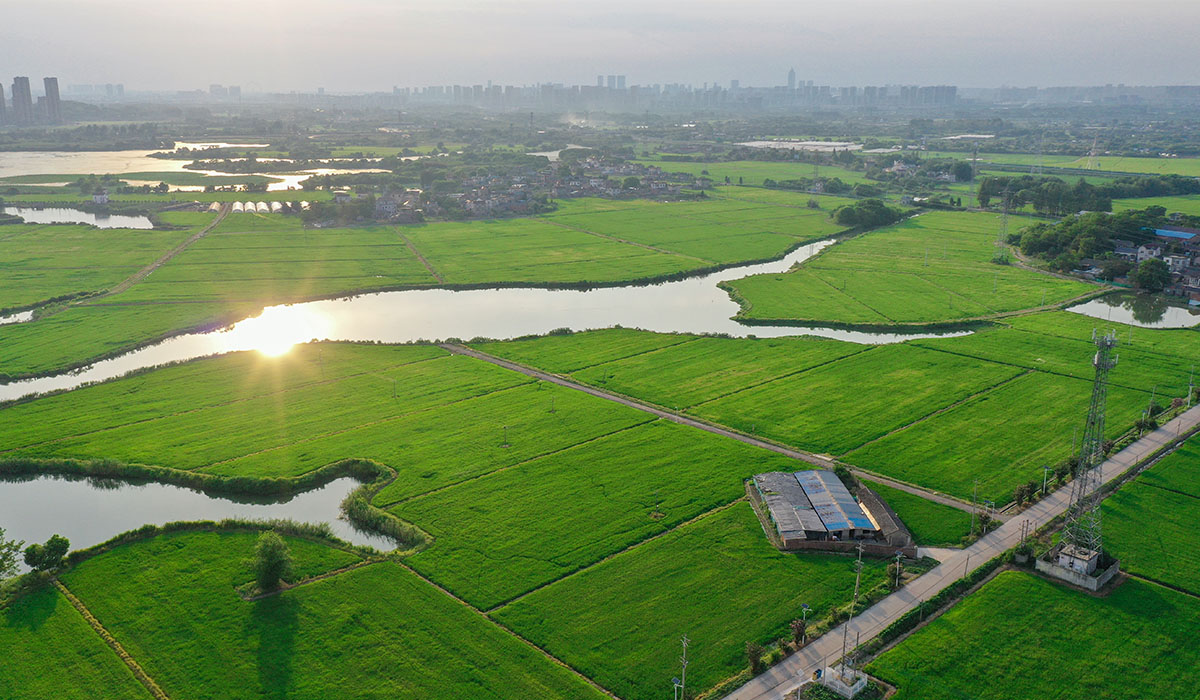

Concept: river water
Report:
left=0, top=239, right=969, bottom=403
left=0, top=475, right=390, bottom=567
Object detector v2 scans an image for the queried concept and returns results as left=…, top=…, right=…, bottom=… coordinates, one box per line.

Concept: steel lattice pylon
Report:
left=1062, top=330, right=1119, bottom=554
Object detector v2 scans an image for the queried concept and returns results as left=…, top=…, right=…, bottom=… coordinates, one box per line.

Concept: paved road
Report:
left=723, top=404, right=1200, bottom=700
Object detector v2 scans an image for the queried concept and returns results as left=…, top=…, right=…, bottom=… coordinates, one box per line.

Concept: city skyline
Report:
left=3, top=1, right=1199, bottom=92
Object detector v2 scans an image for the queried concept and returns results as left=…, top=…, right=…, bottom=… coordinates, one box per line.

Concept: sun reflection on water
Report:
left=219, top=305, right=333, bottom=357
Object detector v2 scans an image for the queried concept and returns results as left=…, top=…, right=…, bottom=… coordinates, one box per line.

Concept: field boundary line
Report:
left=486, top=497, right=747, bottom=613
left=395, top=230, right=445, bottom=283
left=541, top=218, right=712, bottom=263
left=393, top=561, right=623, bottom=699
left=1134, top=480, right=1200, bottom=502
left=685, top=345, right=877, bottom=411
left=93, top=203, right=231, bottom=300
left=0, top=351, right=453, bottom=455
left=1125, top=573, right=1200, bottom=601
left=441, top=343, right=836, bottom=469
left=851, top=470, right=979, bottom=515
left=911, top=341, right=1168, bottom=397
left=53, top=580, right=170, bottom=700
left=808, top=271, right=896, bottom=323
left=839, top=369, right=1033, bottom=459
left=535, top=335, right=704, bottom=375
left=379, top=418, right=656, bottom=507
left=240, top=559, right=378, bottom=601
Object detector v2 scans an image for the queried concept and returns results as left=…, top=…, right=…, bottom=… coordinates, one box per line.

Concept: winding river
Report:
left=0, top=238, right=970, bottom=403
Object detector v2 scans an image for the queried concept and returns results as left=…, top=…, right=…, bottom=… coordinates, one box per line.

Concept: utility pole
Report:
left=970, top=479, right=978, bottom=534
left=893, top=549, right=904, bottom=588
left=671, top=635, right=689, bottom=700
left=840, top=542, right=865, bottom=682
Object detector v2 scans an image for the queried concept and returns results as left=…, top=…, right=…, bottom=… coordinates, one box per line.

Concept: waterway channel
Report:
left=0, top=238, right=971, bottom=403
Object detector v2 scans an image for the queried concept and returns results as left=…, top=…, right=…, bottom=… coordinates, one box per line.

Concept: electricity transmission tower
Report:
left=993, top=182, right=1011, bottom=264
left=838, top=542, right=865, bottom=683
left=1061, top=330, right=1119, bottom=555
left=672, top=635, right=689, bottom=700
left=1085, top=134, right=1100, bottom=170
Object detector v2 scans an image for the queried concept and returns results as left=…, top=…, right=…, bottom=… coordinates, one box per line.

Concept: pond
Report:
left=3, top=206, right=154, bottom=229
left=0, top=474, right=392, bottom=569
left=1067, top=292, right=1200, bottom=329
left=0, top=238, right=970, bottom=403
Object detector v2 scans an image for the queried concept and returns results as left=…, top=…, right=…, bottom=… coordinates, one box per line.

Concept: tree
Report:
left=621, top=176, right=640, bottom=189
left=252, top=531, right=294, bottom=592
left=745, top=641, right=766, bottom=674
left=0, top=527, right=23, bottom=581
left=23, top=535, right=69, bottom=572
left=1132, top=258, right=1171, bottom=293
left=790, top=617, right=807, bottom=646
left=1098, top=259, right=1132, bottom=281
left=950, top=161, right=974, bottom=183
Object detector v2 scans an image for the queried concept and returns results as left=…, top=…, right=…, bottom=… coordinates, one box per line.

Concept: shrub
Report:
left=746, top=641, right=766, bottom=674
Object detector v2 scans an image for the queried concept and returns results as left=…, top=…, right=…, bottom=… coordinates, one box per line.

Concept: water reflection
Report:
left=3, top=206, right=154, bottom=229
left=0, top=239, right=970, bottom=402
left=1067, top=292, right=1200, bottom=329
left=0, top=474, right=392, bottom=565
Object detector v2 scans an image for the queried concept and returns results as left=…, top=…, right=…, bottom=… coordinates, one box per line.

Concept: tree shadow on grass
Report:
left=248, top=594, right=299, bottom=699
left=5, top=584, right=58, bottom=632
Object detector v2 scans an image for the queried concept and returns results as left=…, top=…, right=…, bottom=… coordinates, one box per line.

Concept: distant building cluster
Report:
left=386, top=71, right=957, bottom=110
left=0, top=76, right=61, bottom=125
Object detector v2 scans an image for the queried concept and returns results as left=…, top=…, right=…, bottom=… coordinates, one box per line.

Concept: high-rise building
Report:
left=730, top=79, right=739, bottom=90
left=0, top=83, right=6, bottom=125
left=11, top=77, right=33, bottom=124
left=616, top=75, right=626, bottom=90
left=787, top=68, right=796, bottom=90
left=115, top=84, right=124, bottom=98
left=606, top=75, right=616, bottom=90
left=596, top=75, right=604, bottom=88
left=43, top=77, right=61, bottom=123
left=228, top=85, right=241, bottom=100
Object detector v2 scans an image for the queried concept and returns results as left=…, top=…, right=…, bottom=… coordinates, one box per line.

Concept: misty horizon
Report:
left=5, top=0, right=1199, bottom=93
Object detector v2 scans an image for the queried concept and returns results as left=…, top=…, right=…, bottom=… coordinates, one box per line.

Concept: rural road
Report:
left=98, top=202, right=231, bottom=299
left=441, top=343, right=835, bottom=469
left=444, top=344, right=990, bottom=513
left=722, top=403, right=1200, bottom=700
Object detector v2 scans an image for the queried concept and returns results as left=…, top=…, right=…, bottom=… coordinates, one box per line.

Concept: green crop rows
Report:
left=54, top=531, right=602, bottom=700
left=495, top=503, right=886, bottom=700
left=724, top=210, right=1094, bottom=325
left=868, top=571, right=1200, bottom=700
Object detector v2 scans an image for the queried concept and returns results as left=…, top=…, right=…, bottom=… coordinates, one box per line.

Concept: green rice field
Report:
left=56, top=531, right=602, bottom=700
left=1104, top=437, right=1200, bottom=595
left=0, top=211, right=211, bottom=312
left=724, top=210, right=1094, bottom=325
left=494, top=503, right=887, bottom=700
left=867, top=571, right=1200, bottom=700
left=0, top=586, right=149, bottom=699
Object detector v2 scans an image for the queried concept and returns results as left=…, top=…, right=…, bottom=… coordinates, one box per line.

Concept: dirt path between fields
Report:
left=93, top=202, right=232, bottom=300
left=54, top=580, right=170, bottom=700
left=396, top=231, right=445, bottom=283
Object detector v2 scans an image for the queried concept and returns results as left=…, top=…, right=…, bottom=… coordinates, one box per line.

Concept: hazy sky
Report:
left=5, top=0, right=1199, bottom=92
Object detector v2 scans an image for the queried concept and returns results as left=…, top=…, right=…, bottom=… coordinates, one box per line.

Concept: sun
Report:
left=221, top=305, right=332, bottom=357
